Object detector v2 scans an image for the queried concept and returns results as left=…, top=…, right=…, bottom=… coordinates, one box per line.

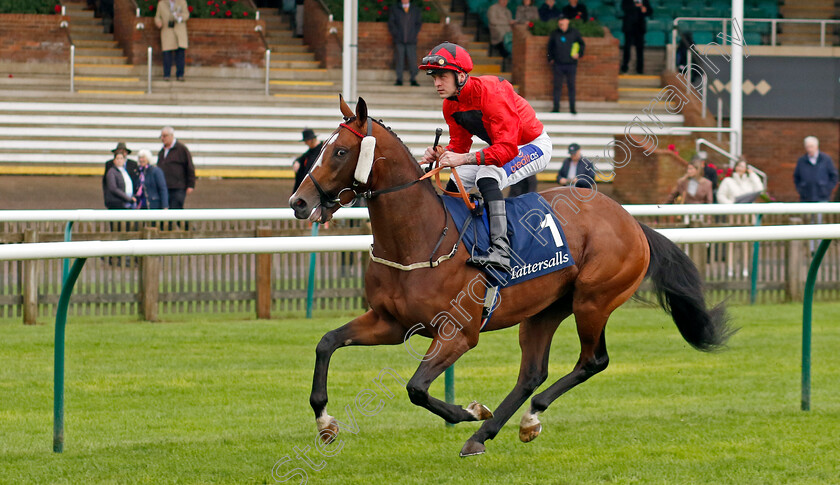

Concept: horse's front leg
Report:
left=404, top=327, right=492, bottom=425
left=311, top=310, right=405, bottom=441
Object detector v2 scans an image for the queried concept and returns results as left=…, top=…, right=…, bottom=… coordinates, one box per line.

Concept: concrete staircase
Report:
left=0, top=99, right=684, bottom=182
left=64, top=1, right=143, bottom=95
left=258, top=8, right=342, bottom=101
left=778, top=0, right=839, bottom=46
left=617, top=74, right=661, bottom=106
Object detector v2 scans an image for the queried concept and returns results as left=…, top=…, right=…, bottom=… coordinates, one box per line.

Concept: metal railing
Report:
left=134, top=7, right=153, bottom=94
left=668, top=17, right=840, bottom=70
left=59, top=6, right=74, bottom=93
left=253, top=13, right=271, bottom=96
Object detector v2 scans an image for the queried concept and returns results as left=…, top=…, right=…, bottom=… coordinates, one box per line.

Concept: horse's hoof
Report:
left=459, top=440, right=486, bottom=457
left=316, top=413, right=339, bottom=444
left=519, top=411, right=542, bottom=443
left=466, top=401, right=494, bottom=421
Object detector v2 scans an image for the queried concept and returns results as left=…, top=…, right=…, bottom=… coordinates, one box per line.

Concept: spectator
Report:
left=620, top=0, right=652, bottom=74
left=295, top=0, right=305, bottom=38
left=488, top=0, right=516, bottom=58
left=794, top=136, right=838, bottom=203
left=103, top=152, right=136, bottom=210
left=136, top=149, right=169, bottom=210
left=508, top=175, right=538, bottom=197
left=293, top=129, right=324, bottom=193
left=717, top=158, right=764, bottom=204
left=547, top=14, right=585, bottom=114
left=388, top=0, right=423, bottom=86
left=666, top=159, right=713, bottom=204
left=157, top=126, right=195, bottom=211
left=556, top=143, right=595, bottom=188
left=103, top=142, right=139, bottom=199
left=515, top=0, right=540, bottom=24
left=695, top=151, right=719, bottom=194
left=155, top=0, right=189, bottom=82
left=562, top=0, right=588, bottom=22
left=539, top=0, right=563, bottom=22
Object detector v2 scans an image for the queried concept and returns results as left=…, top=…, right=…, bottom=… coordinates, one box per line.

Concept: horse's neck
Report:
left=366, top=148, right=449, bottom=263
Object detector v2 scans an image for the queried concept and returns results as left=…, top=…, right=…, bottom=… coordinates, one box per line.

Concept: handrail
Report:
left=671, top=16, right=840, bottom=49
left=667, top=126, right=741, bottom=155
left=3, top=203, right=840, bottom=223
left=60, top=12, right=74, bottom=93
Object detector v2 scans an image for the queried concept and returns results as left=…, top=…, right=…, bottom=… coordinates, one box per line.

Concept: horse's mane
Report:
left=344, top=115, right=419, bottom=171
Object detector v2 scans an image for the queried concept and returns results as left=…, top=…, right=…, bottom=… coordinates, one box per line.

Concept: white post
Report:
left=265, top=49, right=271, bottom=96
left=702, top=77, right=708, bottom=118
left=147, top=46, right=153, bottom=94
left=62, top=5, right=66, bottom=15
left=730, top=0, right=744, bottom=156
left=771, top=19, right=777, bottom=46
left=717, top=97, right=723, bottom=142
left=820, top=22, right=826, bottom=47
left=342, top=0, right=358, bottom=105
left=69, top=45, right=75, bottom=93
left=136, top=7, right=140, bottom=17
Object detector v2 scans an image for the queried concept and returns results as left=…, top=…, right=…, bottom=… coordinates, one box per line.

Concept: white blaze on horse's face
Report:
left=312, top=131, right=340, bottom=169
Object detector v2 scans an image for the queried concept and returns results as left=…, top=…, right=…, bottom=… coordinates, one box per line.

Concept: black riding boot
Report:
left=469, top=179, right=512, bottom=274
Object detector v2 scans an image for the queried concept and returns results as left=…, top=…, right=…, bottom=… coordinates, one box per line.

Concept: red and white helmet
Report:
left=419, top=42, right=473, bottom=75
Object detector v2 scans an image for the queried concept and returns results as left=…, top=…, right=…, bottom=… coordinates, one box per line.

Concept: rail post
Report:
left=140, top=226, right=160, bottom=322
left=23, top=229, right=39, bottom=325
left=54, top=257, right=87, bottom=452
left=256, top=226, right=272, bottom=319
left=306, top=223, right=320, bottom=318
left=785, top=218, right=806, bottom=302
left=801, top=239, right=831, bottom=411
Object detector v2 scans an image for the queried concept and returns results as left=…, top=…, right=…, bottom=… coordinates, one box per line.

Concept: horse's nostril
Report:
left=292, top=198, right=307, bottom=210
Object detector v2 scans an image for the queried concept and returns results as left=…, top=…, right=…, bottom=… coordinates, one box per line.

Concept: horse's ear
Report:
left=356, top=97, right=368, bottom=126
left=339, top=94, right=353, bottom=118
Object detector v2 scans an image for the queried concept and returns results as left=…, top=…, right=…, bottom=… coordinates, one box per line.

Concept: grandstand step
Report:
left=75, top=67, right=138, bottom=78
left=70, top=24, right=107, bottom=34
left=67, top=16, right=101, bottom=26
left=618, top=74, right=660, bottom=88
left=76, top=47, right=126, bottom=57
left=270, top=60, right=322, bottom=69
left=74, top=39, right=119, bottom=48
left=268, top=44, right=310, bottom=53
left=268, top=68, right=335, bottom=80
left=271, top=52, right=317, bottom=61
left=69, top=32, right=115, bottom=41
left=75, top=55, right=129, bottom=65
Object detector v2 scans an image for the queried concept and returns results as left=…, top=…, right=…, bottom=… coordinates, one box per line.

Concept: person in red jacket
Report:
left=419, top=42, right=553, bottom=273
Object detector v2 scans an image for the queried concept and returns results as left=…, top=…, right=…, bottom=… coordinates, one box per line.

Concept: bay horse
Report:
left=289, top=97, right=734, bottom=457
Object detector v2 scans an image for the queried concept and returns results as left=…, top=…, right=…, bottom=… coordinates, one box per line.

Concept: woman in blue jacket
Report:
left=136, top=149, right=170, bottom=209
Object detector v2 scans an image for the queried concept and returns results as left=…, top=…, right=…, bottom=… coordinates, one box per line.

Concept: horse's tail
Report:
left=639, top=223, right=736, bottom=351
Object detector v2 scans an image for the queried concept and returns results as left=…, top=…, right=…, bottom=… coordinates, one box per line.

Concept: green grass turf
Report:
left=1, top=303, right=839, bottom=484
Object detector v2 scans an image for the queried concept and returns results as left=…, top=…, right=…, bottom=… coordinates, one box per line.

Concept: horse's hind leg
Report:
left=311, top=310, right=406, bottom=442
left=520, top=304, right=610, bottom=442
left=460, top=301, right=570, bottom=457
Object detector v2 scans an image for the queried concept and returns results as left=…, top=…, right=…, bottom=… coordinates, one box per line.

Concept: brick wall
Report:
left=512, top=24, right=619, bottom=102
left=611, top=138, right=689, bottom=204
left=742, top=119, right=840, bottom=202
left=0, top=14, right=69, bottom=63
left=304, top=0, right=468, bottom=69
left=114, top=0, right=266, bottom=68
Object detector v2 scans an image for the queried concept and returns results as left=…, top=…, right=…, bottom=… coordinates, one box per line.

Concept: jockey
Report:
left=419, top=42, right=553, bottom=274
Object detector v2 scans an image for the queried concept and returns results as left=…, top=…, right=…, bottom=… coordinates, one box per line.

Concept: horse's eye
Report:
left=335, top=148, right=347, bottom=157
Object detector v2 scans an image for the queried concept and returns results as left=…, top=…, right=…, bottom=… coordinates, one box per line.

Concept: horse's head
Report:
left=289, top=96, right=377, bottom=223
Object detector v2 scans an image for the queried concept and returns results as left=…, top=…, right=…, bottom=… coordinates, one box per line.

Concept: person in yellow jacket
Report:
left=154, top=0, right=190, bottom=81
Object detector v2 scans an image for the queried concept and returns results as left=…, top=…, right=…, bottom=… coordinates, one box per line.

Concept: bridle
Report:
left=306, top=118, right=431, bottom=210
left=304, top=118, right=475, bottom=271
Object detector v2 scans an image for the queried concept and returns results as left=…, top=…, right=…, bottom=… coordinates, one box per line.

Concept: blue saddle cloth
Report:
left=442, top=192, right=575, bottom=288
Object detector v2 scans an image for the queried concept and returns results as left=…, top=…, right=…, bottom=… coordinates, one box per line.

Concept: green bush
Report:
left=0, top=0, right=61, bottom=14
left=136, top=0, right=255, bottom=19
left=326, top=0, right=441, bottom=23
left=529, top=18, right=605, bottom=37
